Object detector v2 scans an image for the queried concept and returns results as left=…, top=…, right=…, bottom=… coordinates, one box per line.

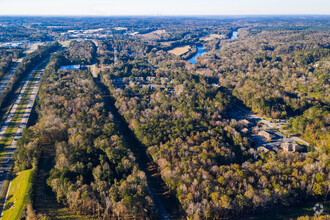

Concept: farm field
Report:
left=139, top=30, right=166, bottom=39
left=168, top=45, right=191, bottom=56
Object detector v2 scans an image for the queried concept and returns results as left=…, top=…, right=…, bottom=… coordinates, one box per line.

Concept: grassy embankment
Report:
left=0, top=64, right=45, bottom=218
left=1, top=169, right=34, bottom=220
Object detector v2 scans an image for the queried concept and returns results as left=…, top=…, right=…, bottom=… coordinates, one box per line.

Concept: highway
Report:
left=0, top=62, right=21, bottom=96
left=0, top=55, right=53, bottom=217
left=0, top=43, right=44, bottom=97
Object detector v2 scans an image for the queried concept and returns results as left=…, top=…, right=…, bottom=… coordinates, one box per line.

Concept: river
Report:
left=188, top=46, right=208, bottom=64
left=189, top=30, right=239, bottom=64
left=231, top=30, right=238, bottom=39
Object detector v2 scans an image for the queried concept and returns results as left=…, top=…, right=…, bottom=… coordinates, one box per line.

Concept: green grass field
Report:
left=1, top=169, right=33, bottom=220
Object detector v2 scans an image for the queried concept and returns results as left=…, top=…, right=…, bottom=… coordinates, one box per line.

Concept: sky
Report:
left=0, top=0, right=329, bottom=16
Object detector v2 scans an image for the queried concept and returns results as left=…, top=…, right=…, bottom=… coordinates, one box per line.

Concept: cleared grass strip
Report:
left=1, top=169, right=33, bottom=220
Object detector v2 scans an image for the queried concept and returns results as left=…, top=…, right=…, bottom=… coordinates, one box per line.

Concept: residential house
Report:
left=239, top=119, right=252, bottom=127
left=258, top=131, right=275, bottom=140
left=282, top=142, right=304, bottom=152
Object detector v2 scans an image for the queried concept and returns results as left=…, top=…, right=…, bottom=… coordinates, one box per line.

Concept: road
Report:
left=25, top=42, right=44, bottom=54
left=236, top=105, right=277, bottom=128
left=0, top=43, right=42, bottom=97
left=0, top=42, right=47, bottom=97
left=0, top=53, right=56, bottom=216
left=0, top=62, right=21, bottom=96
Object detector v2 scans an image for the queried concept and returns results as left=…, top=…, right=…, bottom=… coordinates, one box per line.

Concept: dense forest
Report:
left=205, top=29, right=330, bottom=119
left=14, top=41, right=156, bottom=218
left=99, top=40, right=329, bottom=218
left=66, top=40, right=96, bottom=64
left=288, top=106, right=329, bottom=152
left=95, top=18, right=329, bottom=218
left=195, top=26, right=330, bottom=153
left=2, top=16, right=329, bottom=219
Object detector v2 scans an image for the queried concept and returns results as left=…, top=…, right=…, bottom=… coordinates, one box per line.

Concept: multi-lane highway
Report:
left=0, top=55, right=53, bottom=216
left=0, top=43, right=44, bottom=97
left=0, top=61, right=21, bottom=97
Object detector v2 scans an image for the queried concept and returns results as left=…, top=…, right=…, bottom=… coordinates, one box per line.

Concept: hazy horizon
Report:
left=0, top=14, right=330, bottom=17
left=1, top=0, right=329, bottom=16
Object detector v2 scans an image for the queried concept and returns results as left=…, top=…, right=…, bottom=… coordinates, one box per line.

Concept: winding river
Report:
left=188, top=30, right=239, bottom=64
left=188, top=46, right=208, bottom=64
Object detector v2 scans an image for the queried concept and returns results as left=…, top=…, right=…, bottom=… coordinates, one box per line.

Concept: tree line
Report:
left=0, top=42, right=60, bottom=109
